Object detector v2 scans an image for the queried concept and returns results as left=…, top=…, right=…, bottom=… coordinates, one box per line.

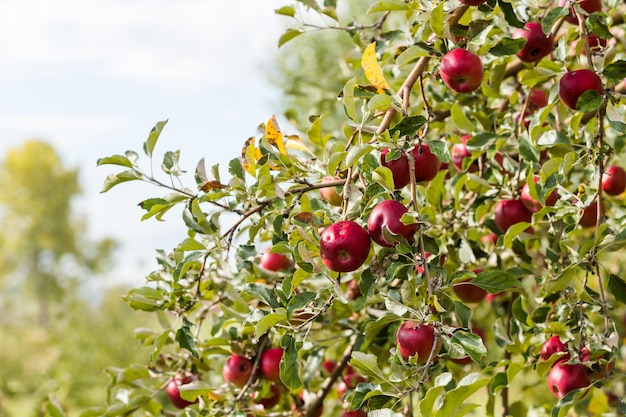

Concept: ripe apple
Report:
left=260, top=247, right=293, bottom=272
left=494, top=199, right=532, bottom=233
left=548, top=362, right=591, bottom=399
left=260, top=347, right=284, bottom=383
left=459, top=0, right=488, bottom=6
left=540, top=336, right=570, bottom=361
left=223, top=354, right=254, bottom=388
left=322, top=359, right=336, bottom=374
left=521, top=178, right=558, bottom=213
left=253, top=382, right=282, bottom=409
left=513, top=22, right=554, bottom=63
left=367, top=200, right=418, bottom=247
left=559, top=0, right=603, bottom=25
left=602, top=165, right=626, bottom=196
left=380, top=148, right=410, bottom=189
left=396, top=321, right=440, bottom=364
left=581, top=347, right=614, bottom=380
left=579, top=201, right=600, bottom=228
left=166, top=376, right=199, bottom=409
left=451, top=135, right=478, bottom=172
left=320, top=175, right=343, bottom=206
left=337, top=373, right=366, bottom=399
left=440, top=49, right=484, bottom=93
left=412, top=143, right=441, bottom=182
left=415, top=251, right=432, bottom=274
left=452, top=279, right=487, bottom=303
left=320, top=220, right=371, bottom=272
left=558, top=69, right=604, bottom=110
left=341, top=409, right=367, bottom=417
left=528, top=88, right=549, bottom=108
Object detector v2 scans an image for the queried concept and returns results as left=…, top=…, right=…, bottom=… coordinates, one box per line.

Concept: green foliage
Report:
left=92, top=1, right=626, bottom=417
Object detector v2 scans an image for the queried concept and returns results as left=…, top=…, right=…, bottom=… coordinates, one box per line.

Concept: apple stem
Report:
left=234, top=334, right=269, bottom=403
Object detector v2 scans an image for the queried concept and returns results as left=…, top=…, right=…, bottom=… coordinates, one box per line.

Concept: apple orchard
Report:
left=90, top=0, right=626, bottom=416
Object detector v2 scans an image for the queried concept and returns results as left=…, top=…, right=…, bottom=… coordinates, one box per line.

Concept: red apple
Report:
left=261, top=247, right=293, bottom=272
left=452, top=279, right=487, bottom=303
left=452, top=135, right=477, bottom=172
left=528, top=88, right=549, bottom=108
left=367, top=200, right=418, bottom=247
left=253, top=382, right=282, bottom=409
left=166, top=376, right=199, bottom=409
left=396, top=321, right=440, bottom=364
left=440, top=49, right=484, bottom=93
left=415, top=251, right=432, bottom=274
left=320, top=176, right=343, bottom=206
left=559, top=0, right=603, bottom=25
left=459, top=0, right=487, bottom=6
left=260, top=347, right=284, bottom=383
left=602, top=165, right=626, bottom=196
left=521, top=178, right=558, bottom=213
left=320, top=220, right=371, bottom=272
left=579, top=201, right=600, bottom=228
left=412, top=143, right=442, bottom=182
left=322, top=359, right=336, bottom=374
left=337, top=373, right=366, bottom=399
left=585, top=34, right=608, bottom=52
left=513, top=22, right=554, bottom=63
left=548, top=362, right=591, bottom=399
left=540, top=336, right=570, bottom=361
left=494, top=199, right=532, bottom=233
left=558, top=69, right=604, bottom=110
left=341, top=410, right=367, bottom=417
left=380, top=148, right=410, bottom=189
left=223, top=354, right=254, bottom=388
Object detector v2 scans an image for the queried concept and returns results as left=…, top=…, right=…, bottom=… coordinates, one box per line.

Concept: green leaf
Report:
left=368, top=409, right=404, bottom=417
left=451, top=330, right=487, bottom=363
left=435, top=373, right=490, bottom=417
left=256, top=312, right=287, bottom=338
left=45, top=396, right=68, bottom=417
left=451, top=102, right=476, bottom=132
left=430, top=2, right=444, bottom=38
left=367, top=0, right=409, bottom=13
left=427, top=140, right=451, bottom=164
left=242, top=283, right=280, bottom=309
left=576, top=89, right=603, bottom=112
left=350, top=351, right=387, bottom=381
left=389, top=115, right=428, bottom=137
left=608, top=274, right=626, bottom=304
left=343, top=77, right=358, bottom=122
left=278, top=29, right=303, bottom=47
left=100, top=170, right=143, bottom=193
left=175, top=325, right=199, bottom=358
left=454, top=301, right=472, bottom=328
left=280, top=334, right=303, bottom=390
left=588, top=13, right=612, bottom=39
left=471, top=270, right=522, bottom=293
left=229, top=157, right=245, bottom=180
left=275, top=6, right=295, bottom=16
left=498, top=0, right=524, bottom=28
left=489, top=37, right=526, bottom=56
left=346, top=144, right=374, bottom=168
left=143, top=119, right=168, bottom=158
left=96, top=154, right=134, bottom=168
left=286, top=291, right=317, bottom=316
left=603, top=60, right=626, bottom=82
left=542, top=7, right=569, bottom=35
left=125, top=286, right=164, bottom=311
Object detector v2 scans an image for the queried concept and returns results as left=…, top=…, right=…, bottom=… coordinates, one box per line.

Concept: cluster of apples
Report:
left=540, top=335, right=614, bottom=399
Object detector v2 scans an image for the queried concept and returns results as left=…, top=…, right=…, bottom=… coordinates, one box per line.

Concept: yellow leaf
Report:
left=362, top=42, right=391, bottom=94
left=265, top=115, right=287, bottom=155
left=241, top=136, right=261, bottom=176
left=285, top=135, right=310, bottom=152
left=199, top=180, right=226, bottom=192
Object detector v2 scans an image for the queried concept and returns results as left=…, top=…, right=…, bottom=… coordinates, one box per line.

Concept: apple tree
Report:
left=85, top=0, right=626, bottom=416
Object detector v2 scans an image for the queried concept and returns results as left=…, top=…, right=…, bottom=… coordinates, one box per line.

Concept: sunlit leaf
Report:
left=362, top=42, right=392, bottom=94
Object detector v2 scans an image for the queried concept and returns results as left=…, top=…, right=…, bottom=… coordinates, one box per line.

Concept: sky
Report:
left=0, top=0, right=289, bottom=289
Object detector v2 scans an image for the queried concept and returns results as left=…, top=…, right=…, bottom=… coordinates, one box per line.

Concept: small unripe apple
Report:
left=440, top=49, right=484, bottom=93
left=166, top=376, right=199, bottom=409
left=380, top=148, right=410, bottom=189
left=253, top=382, right=282, bottom=409
left=260, top=347, right=284, bottom=383
left=602, top=165, right=626, bottom=196
left=513, top=22, right=553, bottom=63
left=558, top=69, right=604, bottom=110
left=540, top=336, right=570, bottom=361
left=320, top=220, right=371, bottom=272
left=320, top=176, right=343, bottom=206
left=494, top=199, right=532, bottom=233
left=548, top=362, right=591, bottom=399
left=260, top=247, right=293, bottom=272
left=223, top=355, right=254, bottom=388
left=396, top=321, right=440, bottom=364
left=559, top=0, right=603, bottom=25
left=367, top=200, right=418, bottom=247
left=521, top=178, right=558, bottom=213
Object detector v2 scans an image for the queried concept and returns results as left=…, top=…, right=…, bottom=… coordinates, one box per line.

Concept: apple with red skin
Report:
left=579, top=201, right=600, bottom=228
left=494, top=199, right=532, bottom=233
left=412, top=143, right=442, bottom=182
left=585, top=34, right=608, bottom=53
left=380, top=148, right=410, bottom=189
left=548, top=361, right=591, bottom=399
left=540, top=336, right=570, bottom=361
left=559, top=0, right=603, bottom=25
left=602, top=165, right=626, bottom=196
left=342, top=410, right=367, bottom=417
left=260, top=347, right=284, bottom=383
left=452, top=278, right=487, bottom=303
left=367, top=200, right=418, bottom=247
left=440, top=49, right=484, bottom=93
left=452, top=135, right=478, bottom=172
left=415, top=251, right=432, bottom=274
left=253, top=382, right=282, bottom=409
left=528, top=88, right=548, bottom=108
left=513, top=22, right=554, bottom=63
left=459, top=0, right=488, bottom=6
left=320, top=220, right=371, bottom=272
left=337, top=373, right=366, bottom=399
left=558, top=69, right=604, bottom=110
left=166, top=376, right=199, bottom=409
left=223, top=354, right=254, bottom=388
left=320, top=175, right=343, bottom=206
left=581, top=347, right=614, bottom=380
left=260, top=247, right=293, bottom=272
left=396, top=321, right=440, bottom=364
left=521, top=178, right=558, bottom=213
